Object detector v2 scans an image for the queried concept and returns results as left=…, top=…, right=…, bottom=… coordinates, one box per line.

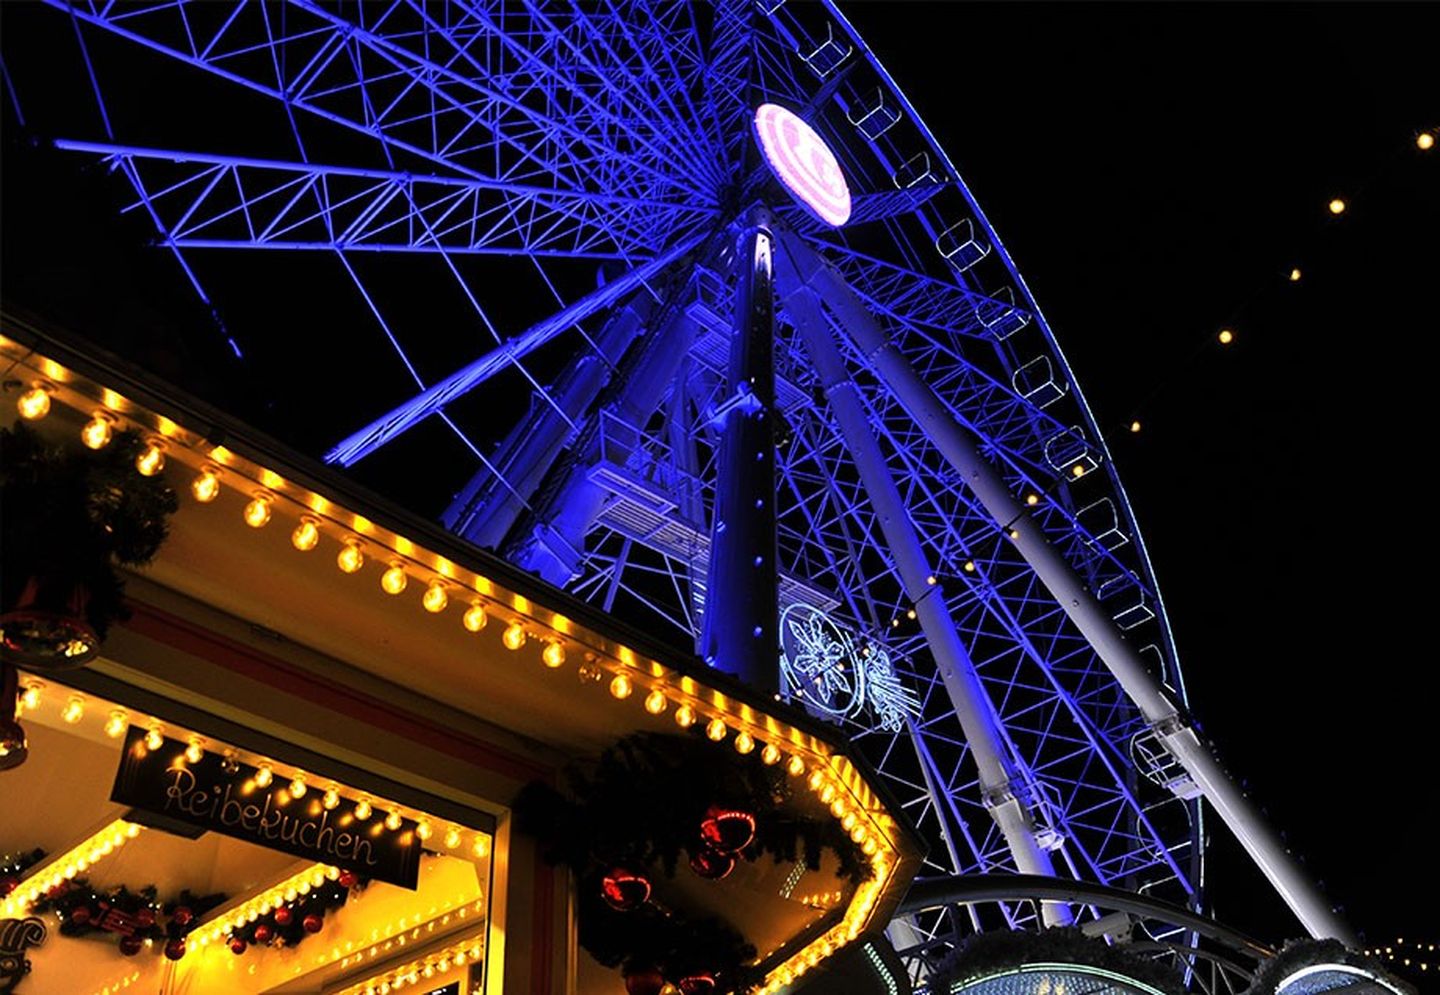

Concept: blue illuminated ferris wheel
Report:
left=14, top=0, right=1349, bottom=983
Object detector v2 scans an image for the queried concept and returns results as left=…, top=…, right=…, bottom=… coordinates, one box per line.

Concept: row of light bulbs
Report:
left=338, top=930, right=485, bottom=995
left=1364, top=936, right=1434, bottom=974
left=1, top=820, right=144, bottom=918
left=326, top=898, right=485, bottom=972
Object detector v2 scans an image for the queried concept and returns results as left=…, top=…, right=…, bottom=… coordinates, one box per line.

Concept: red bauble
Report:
left=229, top=937, right=248, bottom=955
left=253, top=923, right=274, bottom=943
left=164, top=938, right=187, bottom=961
left=135, top=907, right=157, bottom=928
left=624, top=966, right=666, bottom=995
left=0, top=874, right=19, bottom=897
left=678, top=974, right=716, bottom=995
left=118, top=935, right=144, bottom=957
left=170, top=905, right=194, bottom=927
left=337, top=870, right=359, bottom=889
left=699, top=806, right=756, bottom=853
left=600, top=868, right=652, bottom=912
left=272, top=906, right=293, bottom=926
left=302, top=913, right=323, bottom=934
left=70, top=905, right=93, bottom=926
left=688, top=848, right=736, bottom=881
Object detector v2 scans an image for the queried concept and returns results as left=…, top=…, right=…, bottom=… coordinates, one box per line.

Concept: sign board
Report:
left=110, top=728, right=421, bottom=889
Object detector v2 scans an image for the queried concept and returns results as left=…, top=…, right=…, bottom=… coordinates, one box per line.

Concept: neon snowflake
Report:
left=779, top=604, right=920, bottom=732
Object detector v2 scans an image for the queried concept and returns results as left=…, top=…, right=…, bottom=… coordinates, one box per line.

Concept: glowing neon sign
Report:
left=753, top=104, right=852, bottom=227
left=779, top=604, right=919, bottom=731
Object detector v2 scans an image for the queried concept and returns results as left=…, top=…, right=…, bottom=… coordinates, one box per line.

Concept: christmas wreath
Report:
left=514, top=732, right=869, bottom=994
left=0, top=423, right=177, bottom=670
left=927, top=926, right=1187, bottom=995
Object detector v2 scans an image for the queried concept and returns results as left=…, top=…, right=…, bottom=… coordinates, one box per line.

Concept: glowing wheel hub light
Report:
left=753, top=103, right=851, bottom=227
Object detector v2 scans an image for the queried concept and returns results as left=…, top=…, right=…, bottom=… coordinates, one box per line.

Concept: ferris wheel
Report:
left=10, top=0, right=1347, bottom=982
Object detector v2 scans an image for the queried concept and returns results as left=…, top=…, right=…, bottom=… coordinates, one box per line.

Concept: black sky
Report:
left=3, top=0, right=1436, bottom=955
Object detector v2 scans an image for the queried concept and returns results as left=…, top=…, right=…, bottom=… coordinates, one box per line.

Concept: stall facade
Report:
left=1, top=315, right=920, bottom=995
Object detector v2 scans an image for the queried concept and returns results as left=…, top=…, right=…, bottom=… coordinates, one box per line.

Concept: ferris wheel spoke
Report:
left=325, top=230, right=707, bottom=466
left=58, top=141, right=714, bottom=258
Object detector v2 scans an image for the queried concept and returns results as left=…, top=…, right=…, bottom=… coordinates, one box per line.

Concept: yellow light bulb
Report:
left=422, top=582, right=449, bottom=613
left=244, top=494, right=273, bottom=528
left=705, top=718, right=727, bottom=742
left=81, top=412, right=115, bottom=449
left=830, top=797, right=847, bottom=818
left=135, top=439, right=166, bottom=477
left=61, top=697, right=84, bottom=724
left=644, top=689, right=668, bottom=715
left=1419, top=132, right=1435, bottom=151
left=502, top=621, right=526, bottom=650
left=384, top=810, right=403, bottom=831
left=963, top=560, right=976, bottom=573
left=337, top=539, right=364, bottom=574
left=19, top=683, right=41, bottom=711
left=16, top=383, right=52, bottom=420
left=185, top=738, right=205, bottom=764
left=1289, top=267, right=1302, bottom=282
left=1218, top=328, right=1234, bottom=345
left=289, top=774, right=307, bottom=798
left=820, top=784, right=836, bottom=804
left=105, top=710, right=128, bottom=739
left=787, top=755, right=805, bottom=777
left=1328, top=197, right=1346, bottom=215
left=323, top=786, right=340, bottom=810
left=674, top=704, right=696, bottom=728
left=471, top=836, right=490, bottom=859
left=381, top=563, right=408, bottom=595
left=145, top=726, right=164, bottom=751
left=292, top=517, right=321, bottom=551
left=1026, top=493, right=1039, bottom=505
left=254, top=763, right=274, bottom=788
left=609, top=673, right=632, bottom=699
left=415, top=820, right=433, bottom=841
left=354, top=797, right=372, bottom=820
left=444, top=826, right=463, bottom=849
left=734, top=731, right=755, bottom=754
left=1129, top=420, right=1142, bottom=434
left=191, top=465, right=221, bottom=503
left=1071, top=463, right=1086, bottom=478
left=463, top=602, right=488, bottom=632
left=905, top=608, right=916, bottom=620
left=808, top=770, right=825, bottom=791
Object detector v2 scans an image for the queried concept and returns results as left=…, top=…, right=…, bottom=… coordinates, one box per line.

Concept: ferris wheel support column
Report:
left=780, top=231, right=1353, bottom=944
left=779, top=251, right=1071, bottom=926
left=699, top=206, right=781, bottom=695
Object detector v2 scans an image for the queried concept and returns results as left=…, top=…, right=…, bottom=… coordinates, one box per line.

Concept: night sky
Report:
left=3, top=0, right=1435, bottom=956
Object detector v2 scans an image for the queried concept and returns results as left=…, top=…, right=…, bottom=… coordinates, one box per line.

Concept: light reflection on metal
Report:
left=779, top=604, right=918, bottom=731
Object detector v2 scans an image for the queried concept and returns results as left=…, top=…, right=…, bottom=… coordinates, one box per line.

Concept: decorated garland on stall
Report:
left=31, top=877, right=226, bottom=961
left=927, top=927, right=1187, bottom=995
left=1242, top=938, right=1414, bottom=995
left=0, top=850, right=47, bottom=898
left=514, top=732, right=870, bottom=995
left=0, top=423, right=178, bottom=671
left=223, top=869, right=366, bottom=956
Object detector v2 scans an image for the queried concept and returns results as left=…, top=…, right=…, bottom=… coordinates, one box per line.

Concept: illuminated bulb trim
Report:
left=354, top=797, right=373, bottom=821
left=81, top=411, right=116, bottom=450
left=644, top=689, right=668, bottom=715
left=337, top=539, right=365, bottom=574
left=609, top=672, right=632, bottom=699
left=136, top=438, right=167, bottom=477
left=444, top=826, right=463, bottom=849
left=192, top=464, right=222, bottom=503
left=61, top=697, right=85, bottom=724
left=16, top=382, right=53, bottom=420
left=244, top=492, right=274, bottom=528
left=144, top=725, right=164, bottom=752
left=734, top=731, right=755, bottom=754
left=674, top=704, right=696, bottom=728
left=254, top=763, right=274, bottom=789
left=384, top=810, right=403, bottom=831
left=543, top=641, right=567, bottom=669
left=322, top=786, right=341, bottom=811
left=462, top=602, right=488, bottom=632
left=292, top=516, right=322, bottom=552
left=705, top=717, right=727, bottom=742
left=185, top=738, right=205, bottom=764
left=289, top=774, right=307, bottom=799
left=786, top=755, right=805, bottom=777
left=104, top=710, right=129, bottom=739
left=381, top=562, right=408, bottom=595
left=501, top=622, right=526, bottom=651
left=422, top=582, right=449, bottom=613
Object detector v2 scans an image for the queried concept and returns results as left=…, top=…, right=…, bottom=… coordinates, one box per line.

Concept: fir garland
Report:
left=30, top=877, right=226, bottom=956
left=1243, top=938, right=1413, bottom=995
left=0, top=423, right=177, bottom=643
left=928, top=927, right=1188, bottom=995
left=225, top=874, right=365, bottom=953
left=514, top=732, right=869, bottom=993
left=0, top=849, right=46, bottom=896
